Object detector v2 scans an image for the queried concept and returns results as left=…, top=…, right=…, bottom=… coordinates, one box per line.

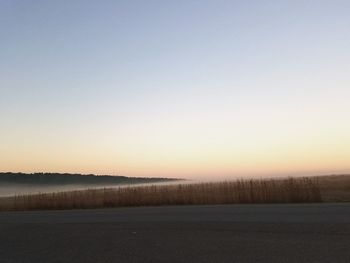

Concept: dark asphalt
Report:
left=1, top=203, right=350, bottom=263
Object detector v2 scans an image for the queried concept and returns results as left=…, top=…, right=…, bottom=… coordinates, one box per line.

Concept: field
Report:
left=0, top=175, right=349, bottom=211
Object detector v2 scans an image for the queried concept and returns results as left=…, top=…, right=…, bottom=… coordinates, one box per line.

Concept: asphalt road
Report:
left=1, top=203, right=350, bottom=263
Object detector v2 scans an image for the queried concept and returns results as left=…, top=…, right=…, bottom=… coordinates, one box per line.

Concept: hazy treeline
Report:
left=0, top=172, right=178, bottom=186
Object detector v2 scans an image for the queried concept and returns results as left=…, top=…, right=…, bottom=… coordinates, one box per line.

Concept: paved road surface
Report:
left=1, top=203, right=350, bottom=263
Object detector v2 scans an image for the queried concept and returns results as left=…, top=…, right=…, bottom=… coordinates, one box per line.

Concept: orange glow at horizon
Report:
left=1, top=102, right=349, bottom=180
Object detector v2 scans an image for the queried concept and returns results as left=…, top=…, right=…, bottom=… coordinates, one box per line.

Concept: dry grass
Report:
left=0, top=177, right=322, bottom=211
left=317, top=174, right=350, bottom=202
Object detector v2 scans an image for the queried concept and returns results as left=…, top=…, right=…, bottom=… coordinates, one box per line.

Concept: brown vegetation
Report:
left=0, top=177, right=322, bottom=211
left=317, top=174, right=350, bottom=202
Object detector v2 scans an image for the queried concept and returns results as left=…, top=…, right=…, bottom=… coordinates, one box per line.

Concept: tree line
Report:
left=0, top=172, right=178, bottom=185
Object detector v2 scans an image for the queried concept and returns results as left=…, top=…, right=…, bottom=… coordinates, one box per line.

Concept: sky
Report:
left=1, top=0, right=350, bottom=179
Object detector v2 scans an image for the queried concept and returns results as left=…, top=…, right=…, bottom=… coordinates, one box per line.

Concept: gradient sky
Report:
left=1, top=0, right=350, bottom=179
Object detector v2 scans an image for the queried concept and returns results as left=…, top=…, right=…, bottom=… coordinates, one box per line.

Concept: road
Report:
left=0, top=203, right=350, bottom=263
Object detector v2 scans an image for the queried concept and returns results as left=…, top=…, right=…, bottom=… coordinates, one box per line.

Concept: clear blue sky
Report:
left=1, top=1, right=350, bottom=178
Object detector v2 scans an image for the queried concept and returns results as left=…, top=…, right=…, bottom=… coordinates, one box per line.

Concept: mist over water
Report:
left=0, top=181, right=188, bottom=197
left=0, top=183, right=101, bottom=197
